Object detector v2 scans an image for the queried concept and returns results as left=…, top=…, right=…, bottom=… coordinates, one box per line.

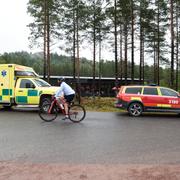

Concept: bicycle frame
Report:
left=48, top=98, right=66, bottom=115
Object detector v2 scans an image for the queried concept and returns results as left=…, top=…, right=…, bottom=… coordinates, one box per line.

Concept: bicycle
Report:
left=38, top=96, right=86, bottom=123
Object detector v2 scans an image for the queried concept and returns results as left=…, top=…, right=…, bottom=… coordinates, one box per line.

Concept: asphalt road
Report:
left=0, top=108, right=180, bottom=164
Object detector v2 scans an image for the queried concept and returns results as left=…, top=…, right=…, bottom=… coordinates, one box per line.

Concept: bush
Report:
left=80, top=97, right=120, bottom=112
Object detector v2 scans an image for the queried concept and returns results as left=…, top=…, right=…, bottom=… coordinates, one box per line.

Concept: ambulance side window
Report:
left=20, top=79, right=35, bottom=89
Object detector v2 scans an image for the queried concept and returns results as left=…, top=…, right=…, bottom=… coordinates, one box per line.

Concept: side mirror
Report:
left=31, top=84, right=36, bottom=89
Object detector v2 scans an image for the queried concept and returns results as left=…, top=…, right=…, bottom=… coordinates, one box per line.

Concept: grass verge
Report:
left=80, top=97, right=121, bottom=112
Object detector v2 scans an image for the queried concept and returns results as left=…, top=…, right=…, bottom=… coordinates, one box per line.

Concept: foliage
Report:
left=1, top=0, right=180, bottom=91
left=81, top=97, right=120, bottom=112
left=0, top=51, right=175, bottom=89
left=27, top=0, right=62, bottom=48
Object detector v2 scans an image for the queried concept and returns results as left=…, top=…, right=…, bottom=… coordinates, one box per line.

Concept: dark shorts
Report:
left=64, top=94, right=75, bottom=103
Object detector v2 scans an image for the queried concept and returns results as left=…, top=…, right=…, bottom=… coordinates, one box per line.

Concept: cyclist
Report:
left=55, top=77, right=75, bottom=120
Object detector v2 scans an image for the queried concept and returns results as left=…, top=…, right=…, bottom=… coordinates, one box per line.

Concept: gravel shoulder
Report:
left=0, top=162, right=180, bottom=180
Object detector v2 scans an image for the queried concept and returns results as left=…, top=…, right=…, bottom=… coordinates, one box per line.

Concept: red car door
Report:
left=159, top=87, right=180, bottom=109
left=141, top=87, right=160, bottom=108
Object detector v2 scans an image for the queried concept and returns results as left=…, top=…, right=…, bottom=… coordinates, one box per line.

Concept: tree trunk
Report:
left=119, top=25, right=123, bottom=82
left=142, top=37, right=145, bottom=85
left=76, top=4, right=81, bottom=103
left=175, top=2, right=179, bottom=90
left=170, top=0, right=175, bottom=88
left=92, top=1, right=96, bottom=98
left=73, top=4, right=76, bottom=81
left=46, top=2, right=50, bottom=83
left=124, top=23, right=128, bottom=85
left=114, top=0, right=118, bottom=87
left=139, top=15, right=143, bottom=84
left=98, top=33, right=102, bottom=97
left=153, top=38, right=157, bottom=84
left=131, top=0, right=134, bottom=83
left=157, top=0, right=160, bottom=85
left=43, top=0, right=47, bottom=79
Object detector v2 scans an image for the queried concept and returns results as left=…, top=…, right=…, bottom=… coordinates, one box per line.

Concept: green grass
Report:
left=80, top=97, right=122, bottom=112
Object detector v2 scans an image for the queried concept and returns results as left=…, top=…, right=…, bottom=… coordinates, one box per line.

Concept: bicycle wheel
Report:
left=68, top=104, right=86, bottom=123
left=39, top=103, right=58, bottom=122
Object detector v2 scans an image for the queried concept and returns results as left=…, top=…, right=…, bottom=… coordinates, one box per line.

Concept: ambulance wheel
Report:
left=41, top=97, right=51, bottom=107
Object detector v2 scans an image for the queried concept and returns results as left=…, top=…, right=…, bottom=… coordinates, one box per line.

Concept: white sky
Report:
left=0, top=0, right=31, bottom=54
left=0, top=0, right=116, bottom=61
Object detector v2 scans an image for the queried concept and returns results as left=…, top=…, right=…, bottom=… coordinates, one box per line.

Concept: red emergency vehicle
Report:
left=115, top=85, right=180, bottom=116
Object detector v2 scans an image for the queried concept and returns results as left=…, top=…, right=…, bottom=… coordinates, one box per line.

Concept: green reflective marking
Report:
left=2, top=89, right=12, bottom=96
left=2, top=89, right=8, bottom=95
left=28, top=90, right=38, bottom=96
left=10, top=89, right=12, bottom=96
left=0, top=96, right=2, bottom=101
left=17, top=96, right=27, bottom=103
left=3, top=89, right=9, bottom=95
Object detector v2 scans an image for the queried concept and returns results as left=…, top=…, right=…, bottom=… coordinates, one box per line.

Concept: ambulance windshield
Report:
left=33, top=79, right=51, bottom=87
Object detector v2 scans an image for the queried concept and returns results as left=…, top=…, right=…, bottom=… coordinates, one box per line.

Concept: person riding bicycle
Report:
left=55, top=77, right=75, bottom=120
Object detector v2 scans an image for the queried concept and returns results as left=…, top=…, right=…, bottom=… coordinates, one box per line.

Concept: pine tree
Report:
left=145, top=0, right=168, bottom=85
left=138, top=0, right=152, bottom=84
left=170, top=0, right=175, bottom=88
left=62, top=0, right=88, bottom=101
left=175, top=0, right=180, bottom=90
left=118, top=0, right=131, bottom=84
left=27, top=0, right=62, bottom=82
left=85, top=0, right=109, bottom=97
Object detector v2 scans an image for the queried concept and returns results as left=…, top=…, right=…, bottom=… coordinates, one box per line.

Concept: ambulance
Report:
left=0, top=64, right=59, bottom=108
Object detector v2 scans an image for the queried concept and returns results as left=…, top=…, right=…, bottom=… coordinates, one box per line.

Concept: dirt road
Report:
left=1, top=162, right=180, bottom=180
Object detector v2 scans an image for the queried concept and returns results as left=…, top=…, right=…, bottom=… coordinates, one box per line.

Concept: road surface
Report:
left=0, top=108, right=180, bottom=164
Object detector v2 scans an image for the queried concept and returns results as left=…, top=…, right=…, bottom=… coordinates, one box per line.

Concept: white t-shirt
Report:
left=55, top=82, right=75, bottom=97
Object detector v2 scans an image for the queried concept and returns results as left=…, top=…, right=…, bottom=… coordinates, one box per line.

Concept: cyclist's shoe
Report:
left=61, top=116, right=69, bottom=121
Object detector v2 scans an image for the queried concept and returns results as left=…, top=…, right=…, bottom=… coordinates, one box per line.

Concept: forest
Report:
left=0, top=51, right=173, bottom=87
left=1, top=0, right=180, bottom=91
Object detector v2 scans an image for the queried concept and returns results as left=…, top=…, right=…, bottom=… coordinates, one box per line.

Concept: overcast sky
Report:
left=0, top=0, right=116, bottom=61
left=0, top=0, right=90, bottom=59
left=1, top=2, right=143, bottom=64
left=0, top=0, right=32, bottom=54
